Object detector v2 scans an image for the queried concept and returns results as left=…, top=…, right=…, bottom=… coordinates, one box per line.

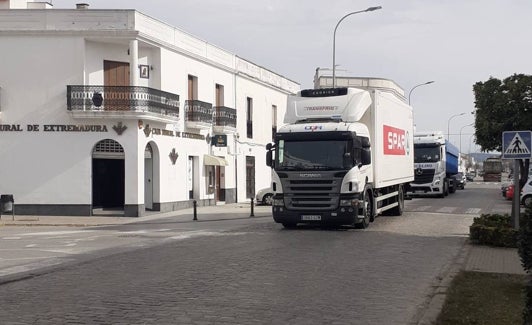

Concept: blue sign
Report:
left=502, top=131, right=532, bottom=159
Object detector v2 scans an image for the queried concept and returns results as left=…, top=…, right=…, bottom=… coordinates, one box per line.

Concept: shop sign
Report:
left=212, top=135, right=227, bottom=147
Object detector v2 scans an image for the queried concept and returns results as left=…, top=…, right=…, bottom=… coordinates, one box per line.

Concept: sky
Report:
left=54, top=0, right=532, bottom=153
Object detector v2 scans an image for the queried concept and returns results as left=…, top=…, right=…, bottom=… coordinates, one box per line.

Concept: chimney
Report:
left=76, top=3, right=89, bottom=9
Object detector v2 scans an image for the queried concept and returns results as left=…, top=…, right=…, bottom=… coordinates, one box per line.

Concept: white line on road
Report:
left=21, top=230, right=95, bottom=236
left=411, top=206, right=431, bottom=212
left=435, top=207, right=457, bottom=214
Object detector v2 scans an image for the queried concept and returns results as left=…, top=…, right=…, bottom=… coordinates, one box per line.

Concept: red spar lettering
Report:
left=383, top=125, right=406, bottom=155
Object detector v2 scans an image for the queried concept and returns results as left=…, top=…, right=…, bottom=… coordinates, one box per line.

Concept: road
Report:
left=0, top=181, right=509, bottom=324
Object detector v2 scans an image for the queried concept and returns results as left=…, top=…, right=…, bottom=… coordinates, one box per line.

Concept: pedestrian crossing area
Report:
left=406, top=206, right=483, bottom=215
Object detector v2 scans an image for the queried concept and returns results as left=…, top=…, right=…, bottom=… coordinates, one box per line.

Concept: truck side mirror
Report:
left=266, top=150, right=273, bottom=167
left=361, top=149, right=371, bottom=165
left=266, top=143, right=275, bottom=168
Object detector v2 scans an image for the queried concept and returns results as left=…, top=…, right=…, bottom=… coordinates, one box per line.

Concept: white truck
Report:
left=407, top=131, right=460, bottom=198
left=266, top=82, right=414, bottom=228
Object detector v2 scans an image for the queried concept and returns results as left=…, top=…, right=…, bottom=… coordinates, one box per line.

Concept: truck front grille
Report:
left=413, top=169, right=435, bottom=184
left=281, top=177, right=340, bottom=210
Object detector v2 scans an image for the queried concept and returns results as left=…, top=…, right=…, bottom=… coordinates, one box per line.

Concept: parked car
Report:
left=506, top=184, right=514, bottom=200
left=255, top=187, right=274, bottom=205
left=453, top=172, right=466, bottom=190
left=521, top=179, right=532, bottom=206
left=501, top=178, right=513, bottom=197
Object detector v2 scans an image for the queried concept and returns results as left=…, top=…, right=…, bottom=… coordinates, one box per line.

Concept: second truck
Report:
left=407, top=131, right=460, bottom=197
left=266, top=78, right=414, bottom=229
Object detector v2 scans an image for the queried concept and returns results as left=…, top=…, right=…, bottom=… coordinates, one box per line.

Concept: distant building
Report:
left=0, top=1, right=299, bottom=217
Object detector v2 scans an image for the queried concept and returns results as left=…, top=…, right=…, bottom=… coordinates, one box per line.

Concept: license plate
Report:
left=301, top=215, right=321, bottom=221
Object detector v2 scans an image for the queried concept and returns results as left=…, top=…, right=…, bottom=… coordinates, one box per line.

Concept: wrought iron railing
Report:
left=213, top=106, right=236, bottom=128
left=184, top=100, right=213, bottom=124
left=67, top=85, right=180, bottom=118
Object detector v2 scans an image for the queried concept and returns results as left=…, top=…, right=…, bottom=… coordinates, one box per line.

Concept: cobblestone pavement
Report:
left=0, top=211, right=473, bottom=325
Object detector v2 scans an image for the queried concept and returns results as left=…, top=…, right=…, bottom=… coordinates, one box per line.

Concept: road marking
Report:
left=435, top=207, right=457, bottom=213
left=411, top=206, right=431, bottom=212
left=2, top=237, right=22, bottom=240
left=21, top=230, right=95, bottom=236
left=168, top=230, right=249, bottom=240
left=465, top=208, right=482, bottom=214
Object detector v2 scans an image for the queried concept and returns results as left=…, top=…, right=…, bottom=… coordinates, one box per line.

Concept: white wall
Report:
left=0, top=8, right=298, bottom=212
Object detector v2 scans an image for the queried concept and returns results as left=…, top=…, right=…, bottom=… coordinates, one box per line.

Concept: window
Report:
left=246, top=97, right=253, bottom=138
left=246, top=156, right=255, bottom=198
left=215, top=84, right=224, bottom=106
left=188, top=75, right=198, bottom=100
left=272, top=105, right=277, bottom=140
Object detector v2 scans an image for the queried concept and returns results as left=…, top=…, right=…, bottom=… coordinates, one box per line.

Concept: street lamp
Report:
left=459, top=122, right=474, bottom=154
left=332, top=6, right=382, bottom=88
left=447, top=112, right=466, bottom=142
left=408, top=81, right=435, bottom=105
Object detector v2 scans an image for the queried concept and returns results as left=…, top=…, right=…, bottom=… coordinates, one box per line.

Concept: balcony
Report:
left=67, top=85, right=180, bottom=123
left=184, top=100, right=213, bottom=130
left=213, top=106, right=237, bottom=134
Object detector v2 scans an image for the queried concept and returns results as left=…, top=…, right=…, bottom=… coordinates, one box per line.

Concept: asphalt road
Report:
left=0, top=181, right=507, bottom=324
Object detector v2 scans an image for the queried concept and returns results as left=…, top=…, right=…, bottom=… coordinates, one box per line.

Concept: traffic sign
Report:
left=502, top=131, right=532, bottom=159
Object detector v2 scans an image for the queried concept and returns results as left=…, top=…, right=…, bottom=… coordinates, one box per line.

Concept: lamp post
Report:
left=447, top=112, right=466, bottom=142
left=459, top=122, right=474, bottom=154
left=332, top=6, right=382, bottom=88
left=408, top=81, right=435, bottom=105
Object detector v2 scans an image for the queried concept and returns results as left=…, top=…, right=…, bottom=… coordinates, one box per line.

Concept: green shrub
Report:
left=469, top=214, right=518, bottom=248
left=517, top=202, right=532, bottom=323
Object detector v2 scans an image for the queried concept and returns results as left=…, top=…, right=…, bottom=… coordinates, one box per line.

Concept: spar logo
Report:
left=383, top=125, right=410, bottom=155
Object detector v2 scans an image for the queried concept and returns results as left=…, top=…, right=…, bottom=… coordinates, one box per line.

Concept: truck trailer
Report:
left=407, top=132, right=459, bottom=197
left=266, top=82, right=414, bottom=229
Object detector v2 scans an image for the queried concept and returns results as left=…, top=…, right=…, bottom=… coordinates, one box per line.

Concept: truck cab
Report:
left=408, top=132, right=459, bottom=197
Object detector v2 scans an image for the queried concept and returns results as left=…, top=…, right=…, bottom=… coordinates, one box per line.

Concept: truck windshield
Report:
left=414, top=145, right=440, bottom=163
left=276, top=140, right=352, bottom=171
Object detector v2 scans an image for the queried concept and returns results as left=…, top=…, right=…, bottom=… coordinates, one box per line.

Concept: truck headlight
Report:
left=340, top=199, right=360, bottom=207
left=273, top=198, right=284, bottom=206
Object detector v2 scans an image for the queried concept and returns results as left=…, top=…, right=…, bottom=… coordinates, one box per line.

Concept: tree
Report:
left=473, top=74, right=532, bottom=188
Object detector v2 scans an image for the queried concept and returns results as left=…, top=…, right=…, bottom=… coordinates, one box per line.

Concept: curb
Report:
left=414, top=239, right=470, bottom=324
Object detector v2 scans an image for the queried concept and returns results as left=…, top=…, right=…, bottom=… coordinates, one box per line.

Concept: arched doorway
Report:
left=92, top=139, right=125, bottom=213
left=144, top=142, right=160, bottom=211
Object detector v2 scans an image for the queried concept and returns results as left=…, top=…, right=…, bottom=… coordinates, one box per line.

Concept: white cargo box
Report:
left=364, top=89, right=414, bottom=188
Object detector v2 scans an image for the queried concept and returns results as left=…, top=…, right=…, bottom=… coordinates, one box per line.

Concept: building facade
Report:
left=0, top=1, right=299, bottom=217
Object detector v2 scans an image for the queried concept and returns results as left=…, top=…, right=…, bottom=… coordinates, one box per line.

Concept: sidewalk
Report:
left=0, top=202, right=272, bottom=227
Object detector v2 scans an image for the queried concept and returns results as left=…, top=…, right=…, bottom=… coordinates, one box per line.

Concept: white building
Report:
left=0, top=1, right=299, bottom=217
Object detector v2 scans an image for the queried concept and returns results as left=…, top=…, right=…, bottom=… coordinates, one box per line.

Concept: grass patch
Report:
left=436, top=271, right=527, bottom=325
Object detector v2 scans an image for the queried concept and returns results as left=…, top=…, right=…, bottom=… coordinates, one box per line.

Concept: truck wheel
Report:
left=356, top=189, right=372, bottom=229
left=444, top=179, right=450, bottom=196
left=389, top=185, right=404, bottom=216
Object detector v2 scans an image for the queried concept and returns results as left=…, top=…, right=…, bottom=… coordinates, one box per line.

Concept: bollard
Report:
left=193, top=200, right=198, bottom=221
left=250, top=197, right=255, bottom=217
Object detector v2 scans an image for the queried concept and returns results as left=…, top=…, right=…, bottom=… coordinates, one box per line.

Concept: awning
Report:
left=203, top=154, right=228, bottom=166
